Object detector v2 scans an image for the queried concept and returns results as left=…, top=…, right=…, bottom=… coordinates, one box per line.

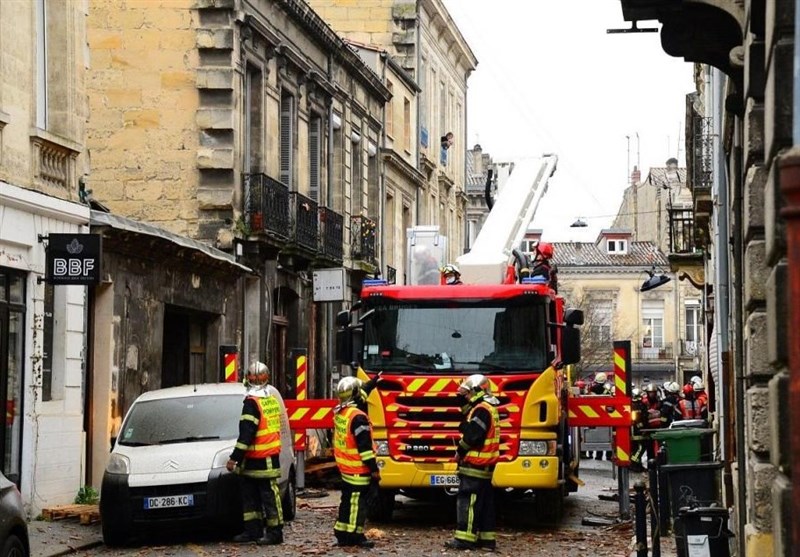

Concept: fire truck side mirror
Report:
left=564, top=308, right=584, bottom=326
left=336, top=310, right=351, bottom=328
left=335, top=327, right=352, bottom=364
left=562, top=327, right=581, bottom=365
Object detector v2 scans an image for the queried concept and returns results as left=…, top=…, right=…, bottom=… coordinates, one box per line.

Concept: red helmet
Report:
left=537, top=242, right=554, bottom=259
left=682, top=384, right=694, bottom=396
left=576, top=380, right=586, bottom=389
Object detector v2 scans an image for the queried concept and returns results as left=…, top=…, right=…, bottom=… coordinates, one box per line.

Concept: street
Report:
left=66, top=460, right=637, bottom=557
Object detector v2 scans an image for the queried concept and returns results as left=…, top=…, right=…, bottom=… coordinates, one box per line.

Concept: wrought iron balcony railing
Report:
left=669, top=207, right=698, bottom=254
left=244, top=173, right=290, bottom=238
left=636, top=342, right=674, bottom=361
left=289, top=192, right=318, bottom=252
left=351, top=215, right=377, bottom=264
left=318, top=206, right=344, bottom=262
left=692, top=115, right=713, bottom=191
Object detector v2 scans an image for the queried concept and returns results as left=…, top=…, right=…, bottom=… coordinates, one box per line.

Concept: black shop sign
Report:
left=45, top=234, right=102, bottom=285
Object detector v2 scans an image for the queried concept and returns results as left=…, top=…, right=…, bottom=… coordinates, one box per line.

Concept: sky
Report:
left=442, top=0, right=696, bottom=242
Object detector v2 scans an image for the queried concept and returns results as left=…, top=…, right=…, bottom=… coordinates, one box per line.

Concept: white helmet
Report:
left=246, top=361, right=269, bottom=388
left=594, top=372, right=608, bottom=384
left=441, top=264, right=461, bottom=284
left=666, top=381, right=681, bottom=394
left=336, top=376, right=364, bottom=407
left=690, top=375, right=701, bottom=385
left=458, top=374, right=490, bottom=396
left=693, top=381, right=705, bottom=392
left=632, top=387, right=642, bottom=400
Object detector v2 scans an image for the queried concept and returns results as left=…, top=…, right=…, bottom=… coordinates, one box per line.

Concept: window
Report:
left=36, top=0, right=69, bottom=134
left=350, top=128, right=363, bottom=217
left=0, top=269, right=25, bottom=482
left=367, top=139, right=379, bottom=218
left=419, top=55, right=427, bottom=128
left=588, top=299, right=613, bottom=342
left=332, top=111, right=344, bottom=212
left=403, top=97, right=411, bottom=153
left=308, top=113, right=322, bottom=202
left=607, top=239, right=627, bottom=254
left=684, top=301, right=701, bottom=355
left=385, top=80, right=394, bottom=138
left=245, top=64, right=263, bottom=172
left=280, top=92, right=295, bottom=188
left=641, top=300, right=664, bottom=355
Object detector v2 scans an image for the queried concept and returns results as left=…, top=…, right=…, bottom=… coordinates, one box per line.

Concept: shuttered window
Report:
left=280, top=93, right=294, bottom=188
left=309, top=114, right=321, bottom=202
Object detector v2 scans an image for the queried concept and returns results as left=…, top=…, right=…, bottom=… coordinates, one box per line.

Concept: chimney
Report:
left=631, top=165, right=641, bottom=185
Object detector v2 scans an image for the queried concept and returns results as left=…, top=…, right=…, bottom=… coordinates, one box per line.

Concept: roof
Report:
left=551, top=241, right=669, bottom=268
left=90, top=210, right=252, bottom=273
left=132, top=382, right=247, bottom=403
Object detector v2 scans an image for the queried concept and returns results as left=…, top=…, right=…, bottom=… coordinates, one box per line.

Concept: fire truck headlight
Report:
left=375, top=440, right=390, bottom=456
left=518, top=441, right=548, bottom=456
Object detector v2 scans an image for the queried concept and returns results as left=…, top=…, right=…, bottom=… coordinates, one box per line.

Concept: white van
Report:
left=99, top=382, right=296, bottom=546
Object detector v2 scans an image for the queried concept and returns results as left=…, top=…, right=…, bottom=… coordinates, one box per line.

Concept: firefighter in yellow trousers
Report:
left=445, top=374, right=501, bottom=552
left=333, top=377, right=380, bottom=548
left=227, top=362, right=284, bottom=545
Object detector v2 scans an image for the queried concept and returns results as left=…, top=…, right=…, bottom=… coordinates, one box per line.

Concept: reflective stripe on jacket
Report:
left=462, top=400, right=500, bottom=471
left=334, top=406, right=373, bottom=483
left=240, top=395, right=282, bottom=459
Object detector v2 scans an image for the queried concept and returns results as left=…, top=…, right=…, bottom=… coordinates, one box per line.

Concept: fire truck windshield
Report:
left=361, top=297, right=549, bottom=373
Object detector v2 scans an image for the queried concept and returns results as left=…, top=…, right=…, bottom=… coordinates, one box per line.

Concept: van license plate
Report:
left=143, top=494, right=194, bottom=509
left=429, top=475, right=459, bottom=487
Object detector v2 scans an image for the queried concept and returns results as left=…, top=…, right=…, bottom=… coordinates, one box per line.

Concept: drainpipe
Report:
left=414, top=9, right=421, bottom=226
left=730, top=108, right=747, bottom=557
left=326, top=52, right=336, bottom=399
left=379, top=52, right=388, bottom=278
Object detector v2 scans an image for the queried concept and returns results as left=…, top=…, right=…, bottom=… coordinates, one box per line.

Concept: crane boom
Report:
left=457, top=155, right=558, bottom=284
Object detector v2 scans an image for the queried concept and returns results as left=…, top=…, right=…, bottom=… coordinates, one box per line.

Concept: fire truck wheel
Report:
left=281, top=471, right=297, bottom=521
left=365, top=489, right=396, bottom=522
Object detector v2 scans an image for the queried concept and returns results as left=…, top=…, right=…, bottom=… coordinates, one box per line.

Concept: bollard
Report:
left=634, top=481, right=648, bottom=557
left=656, top=447, right=670, bottom=535
left=296, top=449, right=306, bottom=490
left=618, top=467, right=630, bottom=520
left=648, top=450, right=661, bottom=557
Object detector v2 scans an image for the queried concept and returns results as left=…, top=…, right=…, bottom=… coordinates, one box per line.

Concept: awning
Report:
left=90, top=210, right=252, bottom=273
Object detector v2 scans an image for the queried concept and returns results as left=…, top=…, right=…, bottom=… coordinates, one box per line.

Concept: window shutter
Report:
left=309, top=116, right=320, bottom=202
left=280, top=95, right=293, bottom=188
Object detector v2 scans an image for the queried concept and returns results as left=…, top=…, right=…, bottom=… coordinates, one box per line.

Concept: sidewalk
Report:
left=28, top=519, right=103, bottom=557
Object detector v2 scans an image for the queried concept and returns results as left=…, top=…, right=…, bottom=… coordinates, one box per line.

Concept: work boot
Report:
left=354, top=538, right=375, bottom=549
left=477, top=540, right=496, bottom=552
left=444, top=539, right=477, bottom=550
left=257, top=527, right=283, bottom=545
left=232, top=531, right=259, bottom=544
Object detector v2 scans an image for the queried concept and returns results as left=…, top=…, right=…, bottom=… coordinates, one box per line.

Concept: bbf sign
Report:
left=45, top=234, right=102, bottom=285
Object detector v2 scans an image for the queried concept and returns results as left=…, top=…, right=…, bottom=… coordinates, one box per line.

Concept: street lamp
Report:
left=570, top=217, right=588, bottom=228
left=639, top=265, right=671, bottom=292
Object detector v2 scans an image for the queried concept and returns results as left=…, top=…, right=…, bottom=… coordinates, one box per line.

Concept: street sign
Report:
left=312, top=267, right=346, bottom=302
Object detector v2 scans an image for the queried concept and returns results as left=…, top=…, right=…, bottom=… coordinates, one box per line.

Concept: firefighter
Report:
left=441, top=263, right=463, bottom=285
left=660, top=381, right=683, bottom=426
left=445, top=374, right=501, bottom=552
left=227, top=361, right=284, bottom=545
left=693, top=379, right=709, bottom=409
left=589, top=372, right=611, bottom=395
left=643, top=383, right=664, bottom=466
left=333, top=377, right=379, bottom=548
left=630, top=388, right=648, bottom=472
left=679, top=383, right=709, bottom=421
left=531, top=242, right=558, bottom=291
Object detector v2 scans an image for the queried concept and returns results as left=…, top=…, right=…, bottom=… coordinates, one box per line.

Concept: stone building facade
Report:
left=617, top=0, right=798, bottom=554
left=306, top=0, right=477, bottom=265
left=0, top=0, right=92, bottom=514
left=85, top=0, right=390, bottom=421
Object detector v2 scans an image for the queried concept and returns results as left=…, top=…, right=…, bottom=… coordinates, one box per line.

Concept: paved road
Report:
left=36, top=459, right=678, bottom=557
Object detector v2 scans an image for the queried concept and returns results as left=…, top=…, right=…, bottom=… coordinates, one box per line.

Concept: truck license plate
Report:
left=429, top=475, right=459, bottom=487
left=143, top=494, right=194, bottom=509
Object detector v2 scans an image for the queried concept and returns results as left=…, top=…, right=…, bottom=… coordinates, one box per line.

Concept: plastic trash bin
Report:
left=652, top=427, right=713, bottom=463
left=660, top=461, right=724, bottom=521
left=673, top=506, right=733, bottom=557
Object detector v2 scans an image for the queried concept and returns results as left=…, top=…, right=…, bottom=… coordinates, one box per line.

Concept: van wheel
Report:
left=102, top=521, right=128, bottom=547
left=281, top=475, right=297, bottom=521
left=366, top=489, right=395, bottom=522
left=1, top=533, right=25, bottom=557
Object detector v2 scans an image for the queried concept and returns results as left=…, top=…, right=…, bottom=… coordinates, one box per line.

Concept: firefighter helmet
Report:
left=537, top=242, right=554, bottom=259
left=666, top=381, right=681, bottom=394
left=441, top=263, right=461, bottom=284
left=458, top=374, right=490, bottom=396
left=690, top=375, right=701, bottom=385
left=246, top=361, right=270, bottom=388
left=682, top=384, right=694, bottom=396
left=632, top=387, right=642, bottom=400
left=644, top=383, right=658, bottom=394
left=336, top=376, right=364, bottom=406
left=693, top=381, right=705, bottom=392
left=594, top=372, right=608, bottom=384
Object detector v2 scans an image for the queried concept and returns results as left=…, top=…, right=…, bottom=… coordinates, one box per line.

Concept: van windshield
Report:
left=118, top=394, right=243, bottom=446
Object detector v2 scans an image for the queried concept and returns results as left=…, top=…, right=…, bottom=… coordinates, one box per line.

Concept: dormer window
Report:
left=607, top=239, right=627, bottom=254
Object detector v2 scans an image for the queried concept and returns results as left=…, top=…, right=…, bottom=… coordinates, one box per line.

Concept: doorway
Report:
left=0, top=269, right=25, bottom=484
left=161, top=305, right=210, bottom=388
